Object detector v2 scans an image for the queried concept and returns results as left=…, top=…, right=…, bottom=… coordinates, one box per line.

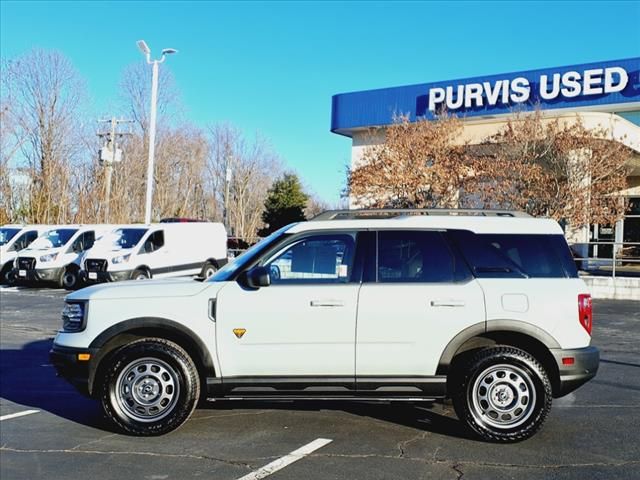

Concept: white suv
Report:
left=50, top=209, right=599, bottom=442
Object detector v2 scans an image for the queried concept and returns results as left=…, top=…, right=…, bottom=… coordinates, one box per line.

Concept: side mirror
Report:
left=245, top=266, right=270, bottom=289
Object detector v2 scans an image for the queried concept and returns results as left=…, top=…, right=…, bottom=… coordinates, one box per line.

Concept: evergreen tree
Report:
left=259, top=173, right=308, bottom=236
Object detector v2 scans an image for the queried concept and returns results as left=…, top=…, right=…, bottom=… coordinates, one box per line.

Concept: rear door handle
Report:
left=430, top=299, right=465, bottom=307
left=310, top=300, right=345, bottom=307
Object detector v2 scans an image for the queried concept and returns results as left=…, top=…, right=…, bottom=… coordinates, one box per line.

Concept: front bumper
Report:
left=81, top=269, right=131, bottom=283
left=50, top=344, right=98, bottom=397
left=14, top=266, right=64, bottom=283
left=551, top=346, right=600, bottom=397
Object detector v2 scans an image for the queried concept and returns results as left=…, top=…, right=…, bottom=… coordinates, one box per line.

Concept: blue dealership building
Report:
left=331, top=57, right=640, bottom=257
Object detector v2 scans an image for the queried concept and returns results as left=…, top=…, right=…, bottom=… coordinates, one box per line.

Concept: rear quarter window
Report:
left=449, top=231, right=578, bottom=278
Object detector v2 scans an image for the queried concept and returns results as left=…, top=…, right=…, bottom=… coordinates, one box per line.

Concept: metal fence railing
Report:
left=569, top=241, right=640, bottom=278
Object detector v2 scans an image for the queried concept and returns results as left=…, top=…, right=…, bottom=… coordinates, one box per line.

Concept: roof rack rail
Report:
left=311, top=208, right=531, bottom=221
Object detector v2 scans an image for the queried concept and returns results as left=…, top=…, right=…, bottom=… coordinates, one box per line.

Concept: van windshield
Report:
left=29, top=229, right=79, bottom=249
left=0, top=228, right=21, bottom=246
left=99, top=228, right=148, bottom=250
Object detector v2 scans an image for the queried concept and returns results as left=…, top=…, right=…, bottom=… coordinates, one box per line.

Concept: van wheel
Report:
left=59, top=268, right=79, bottom=290
left=100, top=338, right=200, bottom=436
left=0, top=263, right=15, bottom=285
left=132, top=269, right=150, bottom=280
left=452, top=346, right=552, bottom=443
left=200, top=262, right=217, bottom=279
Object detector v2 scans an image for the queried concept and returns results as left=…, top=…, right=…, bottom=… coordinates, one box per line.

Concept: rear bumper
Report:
left=49, top=344, right=97, bottom=397
left=551, top=346, right=600, bottom=397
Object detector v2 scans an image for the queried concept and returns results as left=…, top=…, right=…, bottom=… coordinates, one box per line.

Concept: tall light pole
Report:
left=137, top=40, right=177, bottom=224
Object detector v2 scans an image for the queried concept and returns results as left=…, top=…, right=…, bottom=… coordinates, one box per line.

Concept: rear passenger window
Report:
left=449, top=231, right=577, bottom=278
left=377, top=231, right=458, bottom=283
left=480, top=234, right=573, bottom=278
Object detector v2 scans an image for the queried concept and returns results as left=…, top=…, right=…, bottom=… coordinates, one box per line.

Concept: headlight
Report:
left=112, top=254, right=131, bottom=264
left=40, top=253, right=59, bottom=262
left=61, top=302, right=87, bottom=332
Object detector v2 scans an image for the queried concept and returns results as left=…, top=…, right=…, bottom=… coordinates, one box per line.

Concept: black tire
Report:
left=452, top=346, right=552, bottom=443
left=0, top=263, right=15, bottom=285
left=132, top=268, right=151, bottom=280
left=200, top=262, right=217, bottom=279
left=100, top=338, right=200, bottom=436
left=59, top=267, right=80, bottom=290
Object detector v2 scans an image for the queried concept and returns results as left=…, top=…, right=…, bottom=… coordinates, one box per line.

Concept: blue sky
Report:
left=2, top=1, right=639, bottom=204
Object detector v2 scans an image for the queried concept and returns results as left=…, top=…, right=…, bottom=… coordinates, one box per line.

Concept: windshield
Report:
left=0, top=228, right=21, bottom=246
left=29, top=228, right=78, bottom=249
left=210, top=225, right=293, bottom=282
left=97, top=228, right=148, bottom=250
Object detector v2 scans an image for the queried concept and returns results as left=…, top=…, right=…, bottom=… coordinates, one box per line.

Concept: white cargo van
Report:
left=80, top=222, right=227, bottom=283
left=0, top=224, right=53, bottom=284
left=15, top=225, right=109, bottom=289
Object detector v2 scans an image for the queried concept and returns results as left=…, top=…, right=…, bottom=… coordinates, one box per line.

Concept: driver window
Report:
left=84, top=231, right=95, bottom=250
left=143, top=231, right=164, bottom=253
left=265, top=234, right=355, bottom=284
left=10, top=231, right=37, bottom=252
left=70, top=234, right=84, bottom=253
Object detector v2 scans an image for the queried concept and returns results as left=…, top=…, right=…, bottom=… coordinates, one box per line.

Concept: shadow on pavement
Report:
left=0, top=338, right=109, bottom=430
left=2, top=339, right=471, bottom=439
left=199, top=399, right=472, bottom=440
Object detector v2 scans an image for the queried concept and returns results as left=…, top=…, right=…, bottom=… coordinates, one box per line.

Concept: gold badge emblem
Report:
left=233, top=328, right=246, bottom=339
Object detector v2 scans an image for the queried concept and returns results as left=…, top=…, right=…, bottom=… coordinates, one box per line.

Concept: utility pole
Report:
left=223, top=152, right=233, bottom=234
left=97, top=117, right=133, bottom=223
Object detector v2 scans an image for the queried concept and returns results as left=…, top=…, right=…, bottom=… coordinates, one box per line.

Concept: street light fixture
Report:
left=137, top=39, right=178, bottom=224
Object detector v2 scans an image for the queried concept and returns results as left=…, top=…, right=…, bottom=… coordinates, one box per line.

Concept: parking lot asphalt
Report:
left=1, top=286, right=639, bottom=480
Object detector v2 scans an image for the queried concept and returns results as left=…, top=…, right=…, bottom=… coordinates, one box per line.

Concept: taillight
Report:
left=578, top=293, right=592, bottom=335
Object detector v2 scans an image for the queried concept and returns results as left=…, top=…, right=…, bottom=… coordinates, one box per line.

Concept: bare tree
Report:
left=305, top=194, right=330, bottom=219
left=1, top=49, right=87, bottom=223
left=119, top=61, right=181, bottom=134
left=347, top=114, right=472, bottom=208
left=0, top=75, right=27, bottom=223
left=469, top=111, right=631, bottom=226
left=0, top=52, right=289, bottom=232
left=206, top=124, right=281, bottom=240
left=153, top=125, right=208, bottom=220
left=348, top=111, right=631, bottom=229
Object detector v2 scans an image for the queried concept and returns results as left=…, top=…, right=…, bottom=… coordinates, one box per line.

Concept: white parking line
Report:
left=236, top=438, right=332, bottom=480
left=0, top=409, right=40, bottom=421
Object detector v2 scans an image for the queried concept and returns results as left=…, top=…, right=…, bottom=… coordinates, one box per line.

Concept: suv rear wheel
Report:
left=452, top=346, right=552, bottom=442
left=100, top=338, right=200, bottom=436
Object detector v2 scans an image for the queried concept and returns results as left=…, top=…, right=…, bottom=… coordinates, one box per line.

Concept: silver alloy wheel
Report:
left=114, top=357, right=180, bottom=423
left=204, top=266, right=216, bottom=278
left=135, top=272, right=148, bottom=280
left=470, top=363, right=536, bottom=430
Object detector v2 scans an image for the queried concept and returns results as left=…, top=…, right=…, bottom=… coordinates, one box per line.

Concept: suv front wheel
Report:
left=452, top=346, right=552, bottom=442
left=100, top=338, right=200, bottom=436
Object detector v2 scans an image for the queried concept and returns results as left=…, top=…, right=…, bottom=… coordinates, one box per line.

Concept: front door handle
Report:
left=310, top=300, right=345, bottom=307
left=430, top=299, right=465, bottom=307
